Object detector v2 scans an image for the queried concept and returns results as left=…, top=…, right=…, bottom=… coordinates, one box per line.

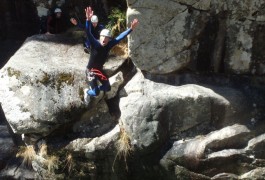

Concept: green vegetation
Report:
left=106, top=8, right=128, bottom=57
left=106, top=8, right=127, bottom=37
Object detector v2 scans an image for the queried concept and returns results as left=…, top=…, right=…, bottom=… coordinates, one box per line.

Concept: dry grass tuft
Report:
left=46, top=155, right=59, bottom=173
left=117, top=127, right=133, bottom=157
left=113, top=127, right=133, bottom=171
left=38, top=143, right=48, bottom=158
left=64, top=153, right=74, bottom=174
left=16, top=145, right=36, bottom=167
left=111, top=42, right=128, bottom=58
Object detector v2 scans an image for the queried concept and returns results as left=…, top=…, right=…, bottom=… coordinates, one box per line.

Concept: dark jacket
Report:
left=47, top=14, right=63, bottom=34
left=85, top=20, right=132, bottom=70
left=77, top=22, right=104, bottom=39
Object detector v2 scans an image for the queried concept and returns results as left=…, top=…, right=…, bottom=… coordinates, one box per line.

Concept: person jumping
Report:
left=84, top=6, right=139, bottom=101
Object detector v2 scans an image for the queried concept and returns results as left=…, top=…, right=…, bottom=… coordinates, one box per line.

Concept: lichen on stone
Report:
left=37, top=72, right=75, bottom=93
left=79, top=87, right=84, bottom=101
left=56, top=72, right=75, bottom=92
left=38, top=72, right=52, bottom=86
left=7, top=67, right=21, bottom=79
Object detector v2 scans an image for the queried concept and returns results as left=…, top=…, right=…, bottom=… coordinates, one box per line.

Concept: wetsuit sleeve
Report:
left=109, top=28, right=132, bottom=48
left=86, top=20, right=100, bottom=47
left=99, top=24, right=104, bottom=31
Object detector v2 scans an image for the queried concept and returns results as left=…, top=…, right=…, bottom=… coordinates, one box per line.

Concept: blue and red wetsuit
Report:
left=85, top=20, right=132, bottom=96
left=76, top=22, right=104, bottom=48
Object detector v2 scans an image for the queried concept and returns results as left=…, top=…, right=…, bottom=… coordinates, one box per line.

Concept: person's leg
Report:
left=85, top=39, right=90, bottom=49
left=86, top=69, right=100, bottom=96
left=98, top=79, right=111, bottom=92
left=84, top=37, right=91, bottom=53
left=87, top=77, right=100, bottom=96
left=97, top=70, right=111, bottom=92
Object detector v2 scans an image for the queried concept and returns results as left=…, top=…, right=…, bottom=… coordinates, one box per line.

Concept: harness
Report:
left=86, top=68, right=108, bottom=81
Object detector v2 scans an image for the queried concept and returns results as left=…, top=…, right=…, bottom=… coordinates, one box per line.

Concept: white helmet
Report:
left=54, top=8, right=62, bottom=13
left=91, top=15, right=98, bottom=23
left=100, top=29, right=111, bottom=37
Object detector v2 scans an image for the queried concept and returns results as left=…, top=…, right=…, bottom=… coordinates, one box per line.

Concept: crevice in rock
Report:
left=0, top=40, right=23, bottom=69
left=244, top=17, right=265, bottom=22
left=196, top=15, right=219, bottom=72
left=106, top=58, right=137, bottom=118
left=0, top=104, right=23, bottom=146
left=211, top=11, right=227, bottom=73
left=130, top=6, right=156, bottom=10
left=178, top=1, right=209, bottom=12
left=251, top=24, right=265, bottom=75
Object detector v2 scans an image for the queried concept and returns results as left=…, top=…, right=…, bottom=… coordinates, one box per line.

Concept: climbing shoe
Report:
left=84, top=48, right=89, bottom=54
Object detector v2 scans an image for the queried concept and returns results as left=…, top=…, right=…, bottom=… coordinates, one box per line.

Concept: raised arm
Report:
left=109, top=18, right=139, bottom=48
left=130, top=18, right=139, bottom=31
left=85, top=7, right=100, bottom=47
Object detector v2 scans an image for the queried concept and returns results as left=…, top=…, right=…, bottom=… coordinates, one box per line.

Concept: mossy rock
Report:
left=7, top=67, right=21, bottom=79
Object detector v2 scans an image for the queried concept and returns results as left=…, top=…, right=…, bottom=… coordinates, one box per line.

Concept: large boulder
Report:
left=0, top=34, right=126, bottom=143
left=1, top=1, right=265, bottom=179
left=246, top=133, right=265, bottom=159
left=118, top=70, right=254, bottom=155
left=127, top=0, right=265, bottom=74
left=240, top=167, right=265, bottom=179
left=0, top=34, right=87, bottom=137
left=159, top=124, right=260, bottom=178
left=127, top=0, right=209, bottom=74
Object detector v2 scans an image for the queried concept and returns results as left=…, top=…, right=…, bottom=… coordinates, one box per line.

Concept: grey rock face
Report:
left=127, top=0, right=265, bottom=75
left=0, top=34, right=126, bottom=142
left=1, top=1, right=265, bottom=179
left=127, top=0, right=208, bottom=74
left=119, top=70, right=253, bottom=155
left=0, top=35, right=88, bottom=136
left=0, top=125, right=16, bottom=169
left=240, top=167, right=265, bottom=179
left=160, top=124, right=259, bottom=177
left=246, top=133, right=265, bottom=159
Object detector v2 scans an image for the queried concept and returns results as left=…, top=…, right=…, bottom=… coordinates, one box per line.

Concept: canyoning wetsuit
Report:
left=76, top=22, right=104, bottom=48
left=85, top=20, right=132, bottom=96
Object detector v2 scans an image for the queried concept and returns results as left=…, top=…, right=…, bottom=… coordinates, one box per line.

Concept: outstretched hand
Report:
left=85, top=7, right=93, bottom=21
left=130, top=18, right=139, bottom=30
